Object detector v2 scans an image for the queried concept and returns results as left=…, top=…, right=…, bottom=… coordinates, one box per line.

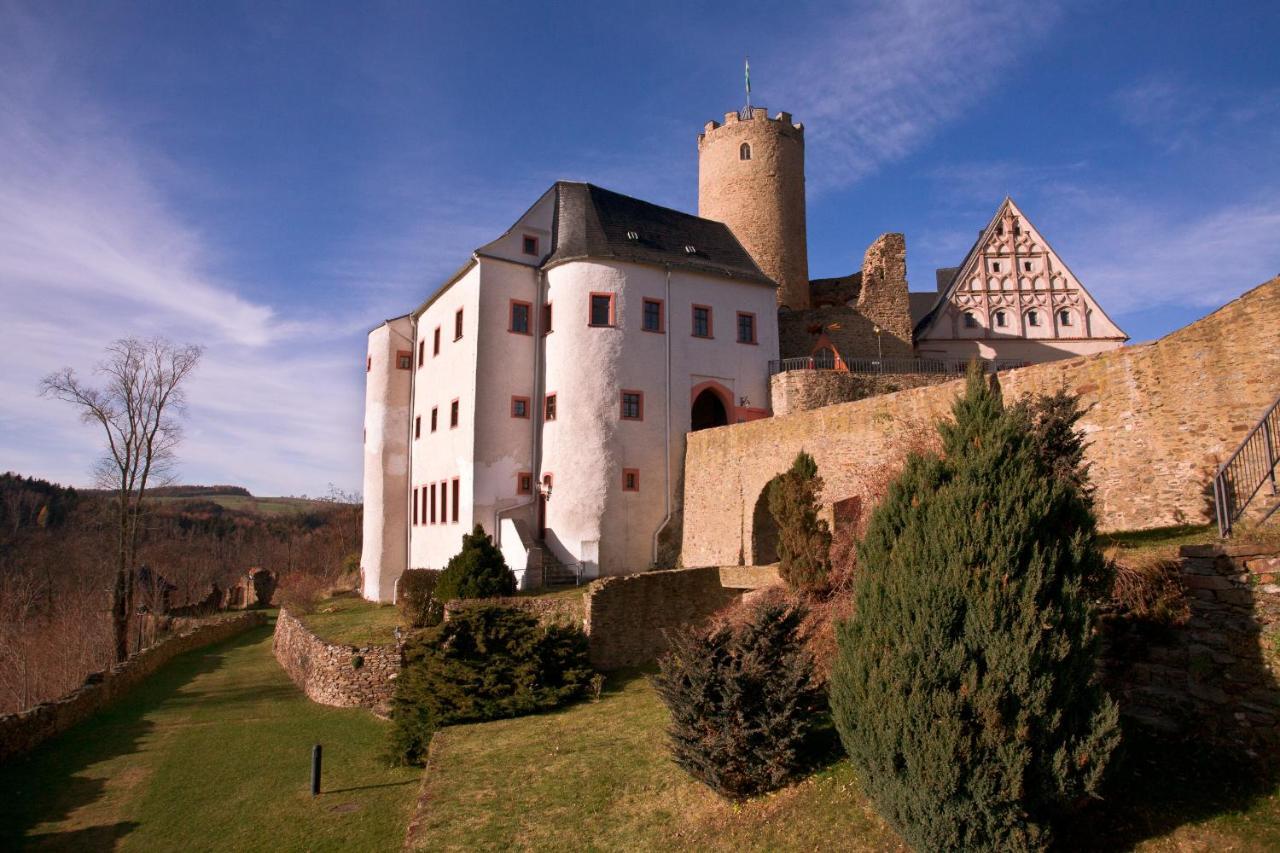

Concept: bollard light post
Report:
left=311, top=743, right=322, bottom=796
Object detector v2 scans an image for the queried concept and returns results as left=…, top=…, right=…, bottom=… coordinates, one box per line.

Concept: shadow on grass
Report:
left=322, top=779, right=419, bottom=795
left=1099, top=523, right=1216, bottom=551
left=0, top=624, right=273, bottom=851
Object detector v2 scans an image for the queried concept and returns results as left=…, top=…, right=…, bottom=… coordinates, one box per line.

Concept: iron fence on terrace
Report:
left=767, top=355, right=1029, bottom=377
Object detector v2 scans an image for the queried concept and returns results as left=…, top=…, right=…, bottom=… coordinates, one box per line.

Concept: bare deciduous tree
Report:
left=42, top=337, right=203, bottom=663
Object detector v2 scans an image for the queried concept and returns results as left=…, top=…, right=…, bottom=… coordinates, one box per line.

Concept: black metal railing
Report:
left=768, top=356, right=1028, bottom=377
left=1214, top=393, right=1280, bottom=537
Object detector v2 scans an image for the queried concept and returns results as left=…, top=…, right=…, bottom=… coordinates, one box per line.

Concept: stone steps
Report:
left=539, top=550, right=580, bottom=587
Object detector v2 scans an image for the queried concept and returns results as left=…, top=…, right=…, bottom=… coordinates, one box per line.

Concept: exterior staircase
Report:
left=1214, top=393, right=1280, bottom=537
left=538, top=547, right=581, bottom=587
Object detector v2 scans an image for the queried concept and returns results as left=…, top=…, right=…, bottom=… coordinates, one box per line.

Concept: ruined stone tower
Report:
left=698, top=108, right=809, bottom=310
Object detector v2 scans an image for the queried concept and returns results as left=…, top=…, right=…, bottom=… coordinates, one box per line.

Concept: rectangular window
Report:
left=542, top=302, right=552, bottom=334
left=692, top=305, right=712, bottom=338
left=1023, top=261, right=1033, bottom=272
left=415, top=415, right=421, bottom=439
left=418, top=339, right=425, bottom=367
left=622, top=468, right=640, bottom=492
left=620, top=390, right=643, bottom=421
left=433, top=327, right=441, bottom=355
left=517, top=472, right=533, bottom=495
left=454, top=308, right=464, bottom=340
left=450, top=399, right=459, bottom=428
left=439, top=480, right=447, bottom=524
left=413, top=487, right=419, bottom=525
left=421, top=485, right=428, bottom=525
left=430, top=483, right=437, bottom=524
left=544, top=393, right=557, bottom=421
left=366, top=355, right=371, bottom=373
left=430, top=407, right=438, bottom=432
left=451, top=478, right=460, bottom=523
left=642, top=298, right=664, bottom=333
left=736, top=311, right=757, bottom=344
left=511, top=396, right=530, bottom=419
left=396, top=350, right=412, bottom=370
left=509, top=300, right=531, bottom=334
left=589, top=292, right=615, bottom=327
left=522, top=235, right=539, bottom=256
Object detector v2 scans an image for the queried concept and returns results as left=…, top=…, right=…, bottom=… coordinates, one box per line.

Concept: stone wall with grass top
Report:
left=0, top=610, right=266, bottom=764
left=273, top=608, right=401, bottom=710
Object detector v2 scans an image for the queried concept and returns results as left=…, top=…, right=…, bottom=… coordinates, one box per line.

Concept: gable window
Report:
left=739, top=142, right=751, bottom=160
left=622, top=468, right=640, bottom=492
left=620, top=390, right=643, bottom=421
left=451, top=478, right=460, bottom=523
left=511, top=396, right=530, bottom=419
left=994, top=310, right=1008, bottom=328
left=418, top=340, right=425, bottom=367
left=517, top=472, right=533, bottom=495
left=692, top=305, right=713, bottom=338
left=433, top=327, right=441, bottom=355
left=963, top=311, right=978, bottom=329
left=542, top=302, right=552, bottom=334
left=1023, top=261, right=1033, bottom=272
left=1058, top=309, right=1073, bottom=327
left=736, top=311, right=757, bottom=344
left=415, top=415, right=422, bottom=438
left=430, top=406, right=438, bottom=432
left=642, top=298, right=664, bottom=333
left=1027, top=309, right=1041, bottom=327
left=589, top=292, right=615, bottom=327
left=430, top=483, right=437, bottom=524
left=991, top=261, right=1001, bottom=273
left=396, top=350, right=412, bottom=370
left=450, top=399, right=459, bottom=428
left=544, top=393, right=557, bottom=421
left=522, top=235, right=539, bottom=256
left=509, top=300, right=531, bottom=334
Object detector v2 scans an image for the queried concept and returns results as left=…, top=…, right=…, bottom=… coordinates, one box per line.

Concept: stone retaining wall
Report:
left=443, top=593, right=585, bottom=629
left=272, top=608, right=401, bottom=709
left=1102, top=542, right=1280, bottom=752
left=0, top=611, right=265, bottom=764
left=770, top=369, right=953, bottom=416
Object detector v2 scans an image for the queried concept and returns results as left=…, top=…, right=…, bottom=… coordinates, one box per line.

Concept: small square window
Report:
left=736, top=312, right=756, bottom=344
left=1023, top=261, right=1033, bottom=272
left=589, top=293, right=615, bottom=327
left=1058, top=309, right=1073, bottom=327
left=450, top=399, right=459, bottom=428
left=642, top=298, right=664, bottom=333
left=1027, top=310, right=1041, bottom=327
left=510, top=300, right=531, bottom=334
left=396, top=350, right=412, bottom=370
left=544, top=393, right=557, bottom=421
left=433, top=327, right=441, bottom=355
left=517, top=472, right=533, bottom=495
left=522, top=235, right=539, bottom=256
left=511, top=396, right=529, bottom=419
left=991, top=261, right=1001, bottom=273
left=620, top=391, right=643, bottom=421
left=430, top=407, right=438, bottom=432
left=963, top=311, right=978, bottom=329
left=622, top=468, right=640, bottom=492
left=994, top=310, right=1007, bottom=328
left=692, top=305, right=712, bottom=338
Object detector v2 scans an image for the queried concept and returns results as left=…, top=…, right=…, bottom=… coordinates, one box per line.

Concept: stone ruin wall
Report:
left=0, top=611, right=266, bottom=764
left=272, top=608, right=400, bottom=710
left=684, top=276, right=1280, bottom=567
left=770, top=369, right=953, bottom=416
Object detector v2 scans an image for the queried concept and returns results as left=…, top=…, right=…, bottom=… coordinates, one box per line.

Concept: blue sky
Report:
left=2, top=0, right=1278, bottom=496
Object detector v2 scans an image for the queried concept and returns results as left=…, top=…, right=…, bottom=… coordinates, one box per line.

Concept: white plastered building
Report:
left=360, top=182, right=778, bottom=601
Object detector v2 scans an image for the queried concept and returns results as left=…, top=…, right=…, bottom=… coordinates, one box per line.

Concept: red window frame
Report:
left=544, top=392, right=557, bottom=422
left=588, top=292, right=616, bottom=327
left=421, top=485, right=428, bottom=525
left=511, top=396, right=530, bottom=419
left=692, top=304, right=713, bottom=338
left=439, top=479, right=448, bottom=524
left=430, top=483, right=437, bottom=524
left=736, top=311, right=757, bottom=344
left=450, top=398, right=459, bottom=428
left=622, top=468, right=640, bottom=492
left=430, top=407, right=438, bottom=432
left=517, top=472, right=533, bottom=495
left=395, top=349, right=412, bottom=370
left=433, top=326, right=441, bottom=355
left=620, top=390, right=644, bottom=421
left=509, top=299, right=532, bottom=335
left=418, top=339, right=425, bottom=367
left=522, top=234, right=540, bottom=256
left=642, top=298, right=665, bottom=333
left=451, top=478, right=460, bottom=523
left=414, top=415, right=421, bottom=439
left=542, top=302, right=552, bottom=334
left=454, top=308, right=464, bottom=341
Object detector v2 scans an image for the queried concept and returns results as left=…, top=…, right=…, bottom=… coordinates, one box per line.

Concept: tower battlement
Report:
left=699, top=108, right=803, bottom=142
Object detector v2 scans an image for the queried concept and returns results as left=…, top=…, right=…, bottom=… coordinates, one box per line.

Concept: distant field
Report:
left=149, top=494, right=338, bottom=515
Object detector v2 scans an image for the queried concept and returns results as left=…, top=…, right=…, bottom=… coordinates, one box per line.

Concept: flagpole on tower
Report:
left=744, top=57, right=751, bottom=114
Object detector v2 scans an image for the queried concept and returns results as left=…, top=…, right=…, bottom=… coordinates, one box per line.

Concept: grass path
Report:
left=0, top=618, right=419, bottom=852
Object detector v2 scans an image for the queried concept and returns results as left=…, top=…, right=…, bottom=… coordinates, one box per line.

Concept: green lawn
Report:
left=1099, top=523, right=1218, bottom=554
left=0, top=619, right=419, bottom=852
left=408, top=670, right=1280, bottom=852
left=298, top=593, right=403, bottom=646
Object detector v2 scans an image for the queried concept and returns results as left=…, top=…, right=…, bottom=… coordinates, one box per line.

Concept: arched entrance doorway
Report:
left=691, top=388, right=729, bottom=431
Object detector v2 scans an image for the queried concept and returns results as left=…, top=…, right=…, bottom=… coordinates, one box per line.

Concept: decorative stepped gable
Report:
left=913, top=198, right=1127, bottom=364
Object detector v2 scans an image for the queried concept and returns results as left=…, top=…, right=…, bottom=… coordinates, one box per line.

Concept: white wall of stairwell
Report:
left=499, top=517, right=532, bottom=590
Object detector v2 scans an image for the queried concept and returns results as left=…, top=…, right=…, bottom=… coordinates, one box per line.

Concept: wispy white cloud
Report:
left=775, top=0, right=1063, bottom=190
left=1112, top=74, right=1280, bottom=153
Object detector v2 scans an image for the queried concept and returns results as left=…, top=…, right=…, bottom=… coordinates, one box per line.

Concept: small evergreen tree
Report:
left=830, top=367, right=1120, bottom=852
left=767, top=451, right=832, bottom=591
left=397, top=569, right=444, bottom=628
left=435, top=524, right=516, bottom=601
left=388, top=605, right=593, bottom=765
left=653, top=594, right=829, bottom=799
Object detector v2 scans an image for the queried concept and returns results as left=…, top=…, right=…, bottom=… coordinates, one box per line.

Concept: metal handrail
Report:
left=1213, top=393, right=1280, bottom=537
left=768, top=356, right=1029, bottom=377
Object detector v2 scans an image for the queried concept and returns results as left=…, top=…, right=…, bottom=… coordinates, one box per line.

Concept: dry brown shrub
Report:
left=276, top=572, right=329, bottom=614
left=1107, top=547, right=1190, bottom=626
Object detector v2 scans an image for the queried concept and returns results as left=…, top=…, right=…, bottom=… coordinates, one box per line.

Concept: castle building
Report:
left=360, top=105, right=1129, bottom=601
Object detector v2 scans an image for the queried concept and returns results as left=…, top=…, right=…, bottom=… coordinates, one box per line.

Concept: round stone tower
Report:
left=698, top=107, right=809, bottom=309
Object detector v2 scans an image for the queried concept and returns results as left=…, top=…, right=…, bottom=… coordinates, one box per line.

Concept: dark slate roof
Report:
left=544, top=182, right=774, bottom=286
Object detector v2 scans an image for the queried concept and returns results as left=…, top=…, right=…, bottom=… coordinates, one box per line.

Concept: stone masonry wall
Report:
left=443, top=593, right=585, bottom=629
left=583, top=567, right=744, bottom=669
left=856, top=233, right=914, bottom=349
left=684, top=276, right=1280, bottom=567
left=272, top=608, right=400, bottom=709
left=0, top=611, right=265, bottom=764
left=1102, top=543, right=1280, bottom=752
left=770, top=369, right=953, bottom=416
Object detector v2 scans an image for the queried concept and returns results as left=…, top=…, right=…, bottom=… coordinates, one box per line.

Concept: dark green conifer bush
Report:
left=768, top=451, right=832, bottom=591
left=434, top=524, right=516, bottom=602
left=388, top=604, right=593, bottom=765
left=653, top=593, right=828, bottom=799
left=830, top=368, right=1120, bottom=852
